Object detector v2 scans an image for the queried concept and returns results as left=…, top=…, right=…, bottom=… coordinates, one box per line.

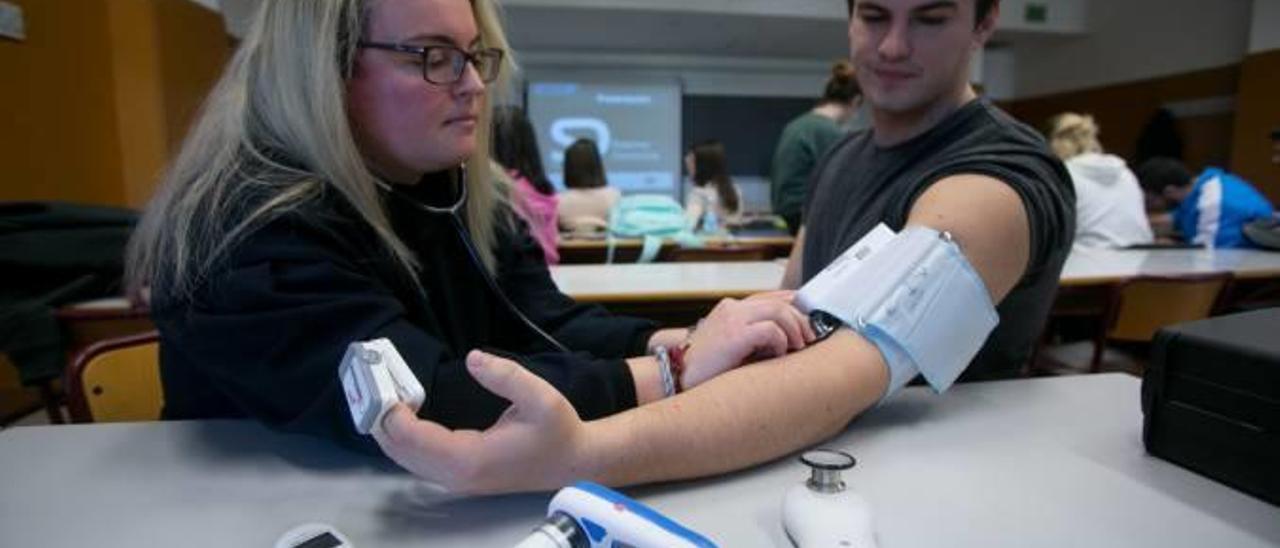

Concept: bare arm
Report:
left=905, top=174, right=1030, bottom=302
left=780, top=226, right=806, bottom=290
left=582, top=329, right=886, bottom=485
left=376, top=174, right=1032, bottom=494
left=574, top=174, right=1031, bottom=485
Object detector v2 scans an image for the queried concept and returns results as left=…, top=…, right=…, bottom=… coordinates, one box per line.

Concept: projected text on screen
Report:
left=527, top=80, right=681, bottom=196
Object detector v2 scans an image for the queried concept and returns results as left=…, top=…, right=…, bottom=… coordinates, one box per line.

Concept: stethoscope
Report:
left=378, top=169, right=570, bottom=354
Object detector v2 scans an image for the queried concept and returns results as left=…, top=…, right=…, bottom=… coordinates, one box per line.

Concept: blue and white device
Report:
left=515, top=481, right=718, bottom=548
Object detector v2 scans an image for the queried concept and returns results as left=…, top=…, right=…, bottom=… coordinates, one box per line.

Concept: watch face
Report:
left=810, top=311, right=841, bottom=341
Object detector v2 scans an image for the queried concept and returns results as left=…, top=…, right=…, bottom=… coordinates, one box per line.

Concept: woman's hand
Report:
left=372, top=350, right=587, bottom=495
left=680, top=290, right=815, bottom=389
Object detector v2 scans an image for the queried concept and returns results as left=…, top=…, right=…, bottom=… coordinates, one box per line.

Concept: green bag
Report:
left=606, top=194, right=700, bottom=262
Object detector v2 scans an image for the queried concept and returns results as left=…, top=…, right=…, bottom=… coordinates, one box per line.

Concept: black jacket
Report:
left=0, top=202, right=137, bottom=384
left=152, top=178, right=655, bottom=452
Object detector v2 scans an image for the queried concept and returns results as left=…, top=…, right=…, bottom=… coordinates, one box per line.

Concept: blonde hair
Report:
left=127, top=0, right=516, bottom=302
left=1046, top=112, right=1103, bottom=160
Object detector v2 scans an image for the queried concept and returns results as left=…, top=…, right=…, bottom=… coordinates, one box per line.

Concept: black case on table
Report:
left=1142, top=308, right=1280, bottom=506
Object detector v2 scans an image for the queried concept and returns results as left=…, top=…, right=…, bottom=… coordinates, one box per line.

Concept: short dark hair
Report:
left=563, top=139, right=608, bottom=190
left=847, top=0, right=999, bottom=27
left=1270, top=127, right=1280, bottom=142
left=1135, top=157, right=1194, bottom=195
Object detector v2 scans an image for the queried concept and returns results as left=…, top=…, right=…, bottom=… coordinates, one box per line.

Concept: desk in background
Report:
left=557, top=233, right=794, bottom=264
left=1059, top=247, right=1280, bottom=286
left=1053, top=247, right=1280, bottom=321
left=552, top=249, right=1280, bottom=325
left=551, top=261, right=785, bottom=325
left=2, top=375, right=1276, bottom=547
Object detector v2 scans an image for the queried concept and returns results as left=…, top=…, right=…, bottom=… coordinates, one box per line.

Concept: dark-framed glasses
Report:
left=357, top=41, right=504, bottom=85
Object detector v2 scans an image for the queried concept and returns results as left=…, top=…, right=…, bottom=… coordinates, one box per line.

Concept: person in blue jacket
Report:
left=1137, top=158, right=1275, bottom=249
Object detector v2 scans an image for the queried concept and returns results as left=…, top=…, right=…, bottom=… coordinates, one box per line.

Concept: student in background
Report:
left=1136, top=158, right=1275, bottom=249
left=683, top=140, right=742, bottom=232
left=493, top=106, right=559, bottom=263
left=770, top=60, right=861, bottom=235
left=1046, top=113, right=1152, bottom=250
left=557, top=138, right=621, bottom=236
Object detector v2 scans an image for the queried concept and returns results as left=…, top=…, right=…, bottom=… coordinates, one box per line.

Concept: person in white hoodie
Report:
left=1047, top=113, right=1154, bottom=250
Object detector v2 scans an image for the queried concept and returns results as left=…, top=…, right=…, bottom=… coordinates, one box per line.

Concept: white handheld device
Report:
left=338, top=338, right=425, bottom=435
left=514, top=481, right=718, bottom=548
left=782, top=449, right=879, bottom=548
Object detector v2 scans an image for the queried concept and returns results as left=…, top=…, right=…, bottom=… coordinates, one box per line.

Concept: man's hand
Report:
left=372, top=350, right=587, bottom=495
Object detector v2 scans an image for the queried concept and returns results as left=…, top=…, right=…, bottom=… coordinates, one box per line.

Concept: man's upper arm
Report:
left=905, top=174, right=1031, bottom=303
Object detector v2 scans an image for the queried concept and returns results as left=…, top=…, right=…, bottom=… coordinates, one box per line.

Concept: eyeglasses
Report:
left=357, top=41, right=504, bottom=85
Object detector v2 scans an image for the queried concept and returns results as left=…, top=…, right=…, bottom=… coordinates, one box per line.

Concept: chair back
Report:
left=1106, top=274, right=1232, bottom=342
left=65, top=331, right=162, bottom=423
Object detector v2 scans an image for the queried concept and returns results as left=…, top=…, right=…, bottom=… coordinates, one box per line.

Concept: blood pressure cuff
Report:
left=797, top=225, right=999, bottom=399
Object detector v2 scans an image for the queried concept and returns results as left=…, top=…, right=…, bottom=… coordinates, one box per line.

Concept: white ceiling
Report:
left=207, top=0, right=1087, bottom=62
left=502, top=4, right=850, bottom=61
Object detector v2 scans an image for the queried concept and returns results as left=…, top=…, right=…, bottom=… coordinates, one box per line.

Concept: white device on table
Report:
left=274, top=522, right=353, bottom=548
left=514, top=481, right=718, bottom=548
left=782, top=449, right=878, bottom=548
left=338, top=338, right=425, bottom=435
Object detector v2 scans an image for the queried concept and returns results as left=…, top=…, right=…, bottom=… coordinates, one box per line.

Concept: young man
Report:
left=1136, top=158, right=1275, bottom=249
left=372, top=0, right=1076, bottom=495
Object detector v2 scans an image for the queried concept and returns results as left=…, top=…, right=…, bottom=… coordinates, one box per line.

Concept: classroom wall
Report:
left=1228, top=0, right=1280, bottom=205
left=0, top=0, right=229, bottom=209
left=1, top=0, right=124, bottom=206
left=1248, top=0, right=1280, bottom=54
left=982, top=48, right=1017, bottom=101
left=1011, top=0, right=1252, bottom=99
left=1007, top=65, right=1240, bottom=171
left=1229, top=48, right=1280, bottom=205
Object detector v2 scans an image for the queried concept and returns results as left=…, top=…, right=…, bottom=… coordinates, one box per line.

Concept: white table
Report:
left=550, top=261, right=787, bottom=302
left=557, top=234, right=795, bottom=264
left=550, top=249, right=1280, bottom=301
left=2, top=374, right=1276, bottom=547
left=1060, top=247, right=1280, bottom=286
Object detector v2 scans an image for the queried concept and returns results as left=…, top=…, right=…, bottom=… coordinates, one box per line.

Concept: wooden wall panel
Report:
left=0, top=0, right=230, bottom=209
left=155, top=0, right=230, bottom=163
left=1229, top=50, right=1280, bottom=205
left=0, top=0, right=126, bottom=206
left=1006, top=65, right=1241, bottom=172
left=107, top=0, right=169, bottom=209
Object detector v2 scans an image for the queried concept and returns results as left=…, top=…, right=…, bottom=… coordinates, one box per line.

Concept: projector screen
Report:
left=526, top=79, right=682, bottom=197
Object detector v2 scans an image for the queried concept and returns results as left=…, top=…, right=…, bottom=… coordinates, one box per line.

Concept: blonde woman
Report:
left=1046, top=113, right=1153, bottom=250
left=128, top=0, right=812, bottom=451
